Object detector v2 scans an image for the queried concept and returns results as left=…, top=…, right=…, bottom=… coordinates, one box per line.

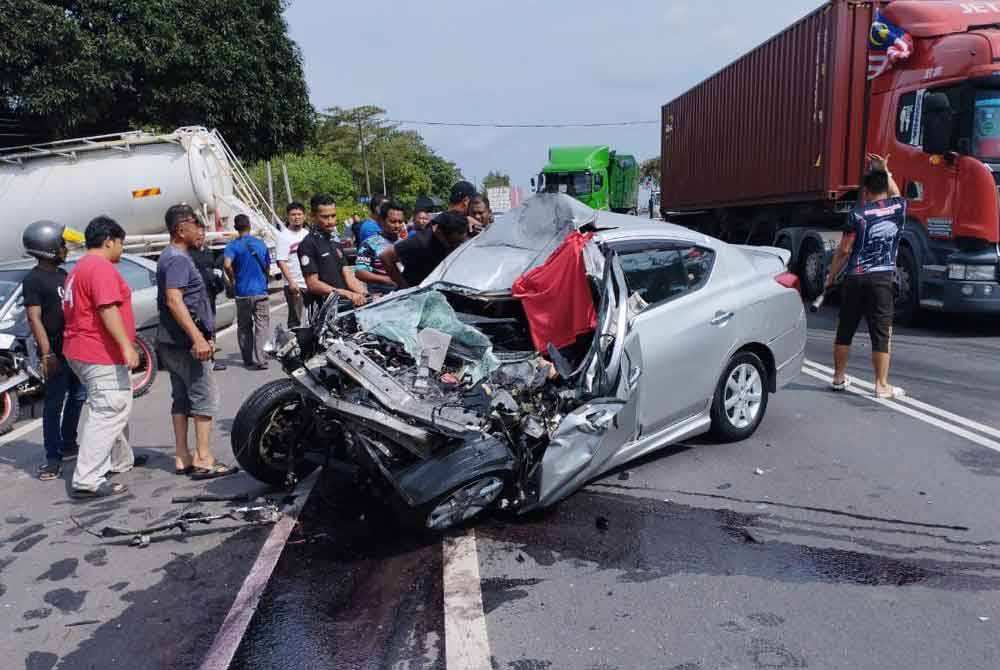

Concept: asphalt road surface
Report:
left=2, top=302, right=999, bottom=670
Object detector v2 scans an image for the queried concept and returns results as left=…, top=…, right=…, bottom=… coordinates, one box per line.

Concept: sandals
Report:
left=175, top=466, right=195, bottom=476
left=830, top=377, right=851, bottom=392
left=71, top=481, right=128, bottom=499
left=189, top=463, right=239, bottom=480
left=38, top=461, right=62, bottom=481
left=876, top=386, right=906, bottom=399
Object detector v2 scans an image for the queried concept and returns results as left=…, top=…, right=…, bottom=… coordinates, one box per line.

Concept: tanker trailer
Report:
left=0, top=126, right=280, bottom=260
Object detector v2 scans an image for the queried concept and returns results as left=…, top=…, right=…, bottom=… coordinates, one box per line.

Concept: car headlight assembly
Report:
left=965, top=265, right=997, bottom=281
left=947, top=264, right=966, bottom=280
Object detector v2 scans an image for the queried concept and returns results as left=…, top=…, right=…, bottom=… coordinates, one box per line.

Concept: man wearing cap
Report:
left=21, top=221, right=87, bottom=481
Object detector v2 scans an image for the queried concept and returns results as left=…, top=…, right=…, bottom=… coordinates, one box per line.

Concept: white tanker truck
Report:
left=0, top=126, right=280, bottom=260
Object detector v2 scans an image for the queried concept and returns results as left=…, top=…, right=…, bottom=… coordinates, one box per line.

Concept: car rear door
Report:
left=610, top=239, right=738, bottom=437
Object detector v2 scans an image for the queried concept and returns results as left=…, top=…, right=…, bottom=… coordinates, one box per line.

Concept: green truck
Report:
left=535, top=145, right=639, bottom=213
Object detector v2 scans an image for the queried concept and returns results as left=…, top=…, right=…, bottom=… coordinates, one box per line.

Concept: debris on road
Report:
left=754, top=468, right=766, bottom=476
left=595, top=516, right=610, bottom=532
left=99, top=501, right=282, bottom=546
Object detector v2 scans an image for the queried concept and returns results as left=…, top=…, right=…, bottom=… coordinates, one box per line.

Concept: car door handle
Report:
left=710, top=311, right=735, bottom=326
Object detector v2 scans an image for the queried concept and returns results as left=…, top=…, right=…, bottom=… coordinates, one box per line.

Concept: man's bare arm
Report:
left=379, top=246, right=407, bottom=289
left=277, top=260, right=298, bottom=291
left=825, top=233, right=855, bottom=290
left=26, top=306, right=51, bottom=355
left=223, top=257, right=235, bottom=288
left=354, top=269, right=395, bottom=287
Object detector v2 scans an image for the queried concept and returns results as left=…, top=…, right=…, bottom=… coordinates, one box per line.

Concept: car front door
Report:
left=611, top=240, right=737, bottom=438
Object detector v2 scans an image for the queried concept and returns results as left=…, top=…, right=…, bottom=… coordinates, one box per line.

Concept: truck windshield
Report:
left=542, top=172, right=592, bottom=196
left=973, top=91, right=1000, bottom=159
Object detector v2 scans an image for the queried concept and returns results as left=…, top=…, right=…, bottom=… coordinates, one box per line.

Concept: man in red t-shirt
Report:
left=63, top=217, right=140, bottom=498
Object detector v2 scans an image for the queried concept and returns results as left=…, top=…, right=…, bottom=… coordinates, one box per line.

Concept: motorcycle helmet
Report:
left=22, top=220, right=84, bottom=261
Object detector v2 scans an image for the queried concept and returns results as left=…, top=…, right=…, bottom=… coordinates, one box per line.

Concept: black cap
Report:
left=449, top=181, right=477, bottom=204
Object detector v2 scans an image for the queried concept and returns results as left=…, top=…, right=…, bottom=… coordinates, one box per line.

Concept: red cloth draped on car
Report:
left=512, top=230, right=597, bottom=353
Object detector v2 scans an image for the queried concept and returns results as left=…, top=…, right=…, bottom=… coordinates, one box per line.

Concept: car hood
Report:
left=421, top=194, right=596, bottom=294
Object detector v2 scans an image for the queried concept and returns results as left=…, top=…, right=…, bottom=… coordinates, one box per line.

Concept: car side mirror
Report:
left=922, top=92, right=953, bottom=156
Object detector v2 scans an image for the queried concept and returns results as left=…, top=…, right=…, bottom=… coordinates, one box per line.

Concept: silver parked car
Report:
left=232, top=195, right=806, bottom=530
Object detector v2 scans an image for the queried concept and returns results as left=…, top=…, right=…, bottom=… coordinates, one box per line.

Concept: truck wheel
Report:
left=231, top=378, right=318, bottom=486
left=800, top=242, right=826, bottom=300
left=0, top=389, right=20, bottom=436
left=894, top=245, right=921, bottom=326
left=130, top=334, right=157, bottom=398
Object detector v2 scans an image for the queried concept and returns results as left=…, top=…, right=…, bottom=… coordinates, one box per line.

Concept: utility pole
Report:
left=380, top=151, right=387, bottom=196
left=357, top=110, right=372, bottom=198
left=281, top=162, right=292, bottom=204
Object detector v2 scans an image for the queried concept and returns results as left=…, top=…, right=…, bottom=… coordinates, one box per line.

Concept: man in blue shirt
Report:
left=825, top=154, right=905, bottom=399
left=223, top=215, right=271, bottom=370
left=355, top=193, right=386, bottom=247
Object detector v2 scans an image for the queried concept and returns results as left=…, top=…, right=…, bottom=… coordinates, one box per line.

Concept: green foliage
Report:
left=0, top=0, right=313, bottom=161
left=316, top=106, right=462, bottom=210
left=482, top=170, right=511, bottom=191
left=639, top=157, right=661, bottom=189
left=249, top=152, right=356, bottom=212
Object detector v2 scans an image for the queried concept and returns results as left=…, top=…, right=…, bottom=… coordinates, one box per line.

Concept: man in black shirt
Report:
left=297, top=194, right=368, bottom=312
left=21, top=220, right=87, bottom=480
left=380, top=210, right=469, bottom=288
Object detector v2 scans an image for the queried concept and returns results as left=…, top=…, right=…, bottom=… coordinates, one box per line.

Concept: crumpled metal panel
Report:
left=422, top=193, right=597, bottom=293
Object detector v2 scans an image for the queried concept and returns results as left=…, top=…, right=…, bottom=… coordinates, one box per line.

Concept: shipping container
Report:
left=661, top=0, right=872, bottom=210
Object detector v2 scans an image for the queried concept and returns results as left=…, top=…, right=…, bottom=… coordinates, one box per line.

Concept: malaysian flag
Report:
left=868, top=9, right=913, bottom=80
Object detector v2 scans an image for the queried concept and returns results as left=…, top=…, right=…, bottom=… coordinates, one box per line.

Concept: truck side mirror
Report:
left=922, top=92, right=953, bottom=156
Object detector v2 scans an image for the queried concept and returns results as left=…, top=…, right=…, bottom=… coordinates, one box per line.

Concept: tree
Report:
left=0, top=0, right=314, bottom=161
left=639, top=157, right=661, bottom=189
left=315, top=105, right=461, bottom=210
left=482, top=170, right=511, bottom=192
left=249, top=152, right=356, bottom=213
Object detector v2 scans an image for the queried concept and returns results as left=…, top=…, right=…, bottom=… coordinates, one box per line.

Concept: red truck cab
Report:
left=872, top=1, right=1000, bottom=316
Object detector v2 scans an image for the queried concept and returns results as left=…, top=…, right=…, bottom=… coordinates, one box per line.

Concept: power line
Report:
left=385, top=119, right=659, bottom=128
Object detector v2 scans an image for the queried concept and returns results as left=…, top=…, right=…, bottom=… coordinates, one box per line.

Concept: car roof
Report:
left=591, top=214, right=717, bottom=248
left=0, top=252, right=154, bottom=272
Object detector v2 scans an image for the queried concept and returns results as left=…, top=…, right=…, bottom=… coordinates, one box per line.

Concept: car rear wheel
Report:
left=800, top=241, right=826, bottom=300
left=710, top=352, right=769, bottom=442
left=231, top=378, right=318, bottom=486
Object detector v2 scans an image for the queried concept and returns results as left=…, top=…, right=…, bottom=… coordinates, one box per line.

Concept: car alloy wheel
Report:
left=426, top=475, right=505, bottom=530
left=724, top=362, right=763, bottom=430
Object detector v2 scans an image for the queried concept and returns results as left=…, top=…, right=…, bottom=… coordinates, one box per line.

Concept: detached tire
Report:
left=231, top=378, right=318, bottom=486
left=0, top=389, right=19, bottom=436
left=710, top=352, right=769, bottom=443
left=130, top=333, right=157, bottom=398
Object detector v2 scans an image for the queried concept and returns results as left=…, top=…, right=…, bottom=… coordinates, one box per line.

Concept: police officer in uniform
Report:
left=297, top=194, right=368, bottom=317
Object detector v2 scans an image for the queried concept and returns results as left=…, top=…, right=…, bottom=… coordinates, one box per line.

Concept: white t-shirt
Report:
left=276, top=226, right=309, bottom=288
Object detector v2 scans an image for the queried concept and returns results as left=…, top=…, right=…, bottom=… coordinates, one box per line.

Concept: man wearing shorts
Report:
left=825, top=154, right=905, bottom=399
left=157, top=204, right=236, bottom=480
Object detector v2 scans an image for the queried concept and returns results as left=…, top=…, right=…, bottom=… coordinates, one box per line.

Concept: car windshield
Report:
left=973, top=91, right=1000, bottom=159
left=0, top=269, right=29, bottom=308
left=542, top=171, right=592, bottom=196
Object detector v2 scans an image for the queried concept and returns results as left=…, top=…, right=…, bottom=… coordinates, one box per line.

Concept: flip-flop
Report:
left=70, top=481, right=128, bottom=499
left=876, top=386, right=906, bottom=399
left=175, top=466, right=195, bottom=476
left=189, top=463, right=239, bottom=480
left=38, top=462, right=62, bottom=481
left=830, top=377, right=851, bottom=392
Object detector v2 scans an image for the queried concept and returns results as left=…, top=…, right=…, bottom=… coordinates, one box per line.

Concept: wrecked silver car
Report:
left=231, top=194, right=806, bottom=530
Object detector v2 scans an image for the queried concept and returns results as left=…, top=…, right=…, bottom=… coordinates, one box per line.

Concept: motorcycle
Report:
left=0, top=312, right=158, bottom=436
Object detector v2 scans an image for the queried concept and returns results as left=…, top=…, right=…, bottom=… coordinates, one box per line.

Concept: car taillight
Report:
left=775, top=271, right=800, bottom=294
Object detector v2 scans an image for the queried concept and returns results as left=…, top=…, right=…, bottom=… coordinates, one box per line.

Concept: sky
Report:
left=283, top=0, right=826, bottom=195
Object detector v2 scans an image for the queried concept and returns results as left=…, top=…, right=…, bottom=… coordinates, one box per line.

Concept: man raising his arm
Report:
left=826, top=154, right=906, bottom=399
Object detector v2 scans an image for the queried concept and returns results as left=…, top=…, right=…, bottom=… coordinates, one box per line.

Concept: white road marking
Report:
left=0, top=418, right=43, bottom=446
left=803, top=358, right=1000, bottom=441
left=0, top=300, right=287, bottom=447
left=198, top=469, right=319, bottom=670
left=800, top=367, right=1000, bottom=454
left=443, top=529, right=492, bottom=670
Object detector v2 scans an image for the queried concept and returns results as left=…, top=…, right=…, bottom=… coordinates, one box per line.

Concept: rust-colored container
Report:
left=661, top=0, right=873, bottom=211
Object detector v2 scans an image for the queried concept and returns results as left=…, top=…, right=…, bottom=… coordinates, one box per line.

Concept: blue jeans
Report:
left=43, top=355, right=87, bottom=462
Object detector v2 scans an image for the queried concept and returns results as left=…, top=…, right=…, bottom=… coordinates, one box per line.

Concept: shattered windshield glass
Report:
left=422, top=194, right=597, bottom=293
